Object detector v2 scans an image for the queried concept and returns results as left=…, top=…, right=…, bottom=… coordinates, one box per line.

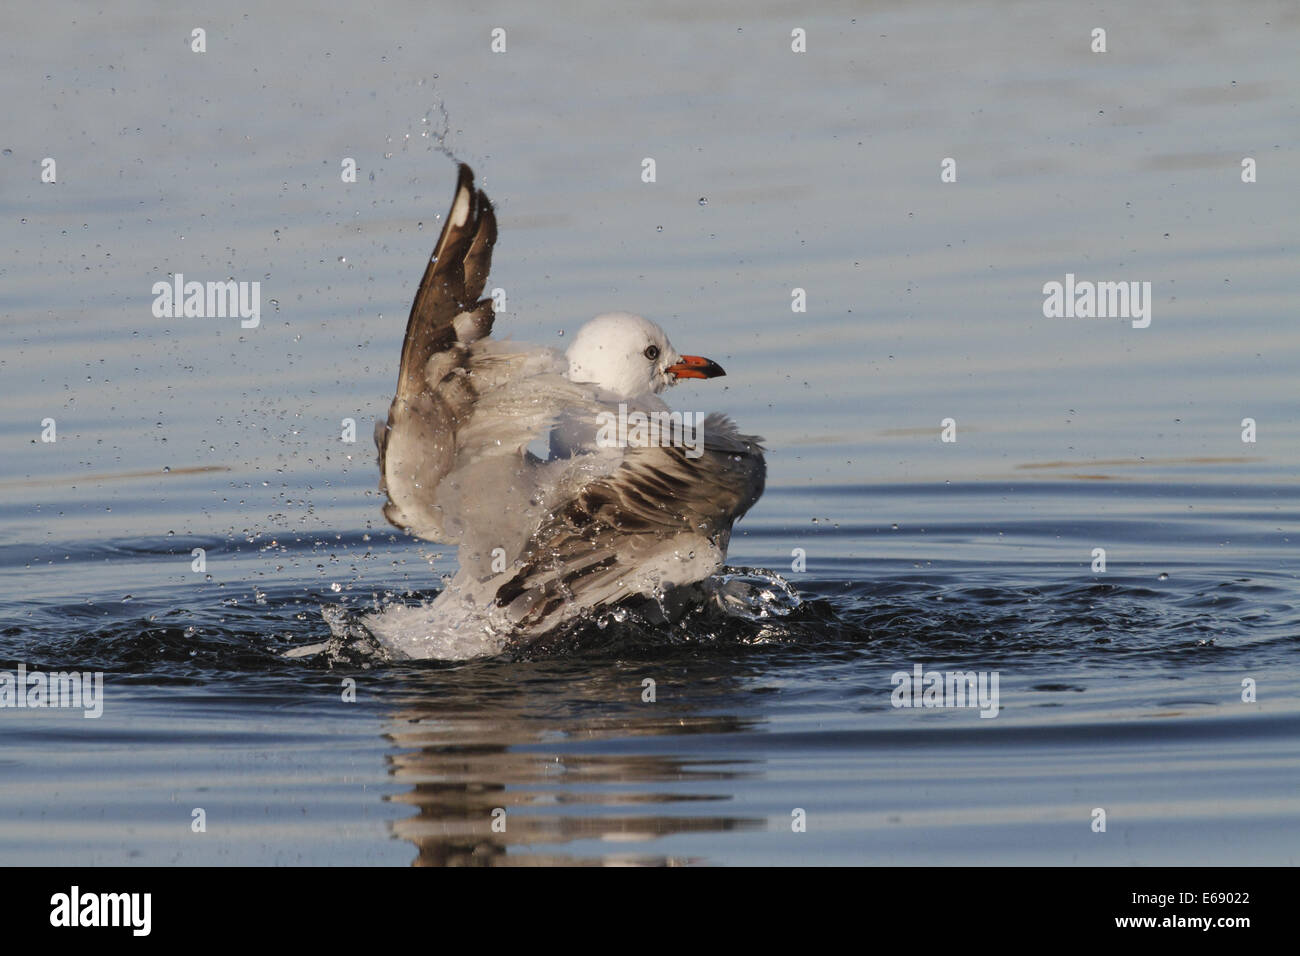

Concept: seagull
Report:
left=369, top=164, right=765, bottom=659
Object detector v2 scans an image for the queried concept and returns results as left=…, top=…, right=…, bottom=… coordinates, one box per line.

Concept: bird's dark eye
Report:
left=644, top=345, right=660, bottom=361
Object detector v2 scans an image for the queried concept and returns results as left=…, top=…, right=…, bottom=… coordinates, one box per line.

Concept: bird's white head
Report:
left=564, top=312, right=725, bottom=398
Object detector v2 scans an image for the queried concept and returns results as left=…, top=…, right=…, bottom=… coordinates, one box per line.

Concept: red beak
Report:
left=667, top=355, right=726, bottom=380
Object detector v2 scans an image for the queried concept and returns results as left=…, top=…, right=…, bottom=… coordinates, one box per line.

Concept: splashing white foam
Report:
left=298, top=567, right=802, bottom=663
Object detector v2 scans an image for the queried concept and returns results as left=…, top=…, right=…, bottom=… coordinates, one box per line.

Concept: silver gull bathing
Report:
left=367, top=164, right=765, bottom=659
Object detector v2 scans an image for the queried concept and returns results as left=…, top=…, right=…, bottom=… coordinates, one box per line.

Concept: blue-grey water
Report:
left=1, top=1, right=1298, bottom=865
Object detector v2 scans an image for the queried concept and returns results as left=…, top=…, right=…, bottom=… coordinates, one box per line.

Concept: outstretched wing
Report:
left=490, top=414, right=766, bottom=633
left=398, top=163, right=497, bottom=396
left=376, top=163, right=499, bottom=541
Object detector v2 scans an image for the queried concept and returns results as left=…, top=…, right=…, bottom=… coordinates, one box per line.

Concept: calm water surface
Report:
left=1, top=1, right=1297, bottom=864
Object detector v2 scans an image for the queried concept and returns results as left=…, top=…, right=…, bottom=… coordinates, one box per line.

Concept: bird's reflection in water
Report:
left=380, top=660, right=766, bottom=865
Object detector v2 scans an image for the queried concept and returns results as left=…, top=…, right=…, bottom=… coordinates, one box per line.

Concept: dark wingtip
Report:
left=475, top=188, right=497, bottom=238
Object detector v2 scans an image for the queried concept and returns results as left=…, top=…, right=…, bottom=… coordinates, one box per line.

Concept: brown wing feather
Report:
left=394, top=163, right=497, bottom=401
left=493, top=419, right=766, bottom=631
left=377, top=163, right=499, bottom=539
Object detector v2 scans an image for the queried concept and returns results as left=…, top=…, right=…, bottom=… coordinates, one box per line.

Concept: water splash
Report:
left=285, top=603, right=392, bottom=665
left=303, top=566, right=804, bottom=664
left=705, top=566, right=803, bottom=621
